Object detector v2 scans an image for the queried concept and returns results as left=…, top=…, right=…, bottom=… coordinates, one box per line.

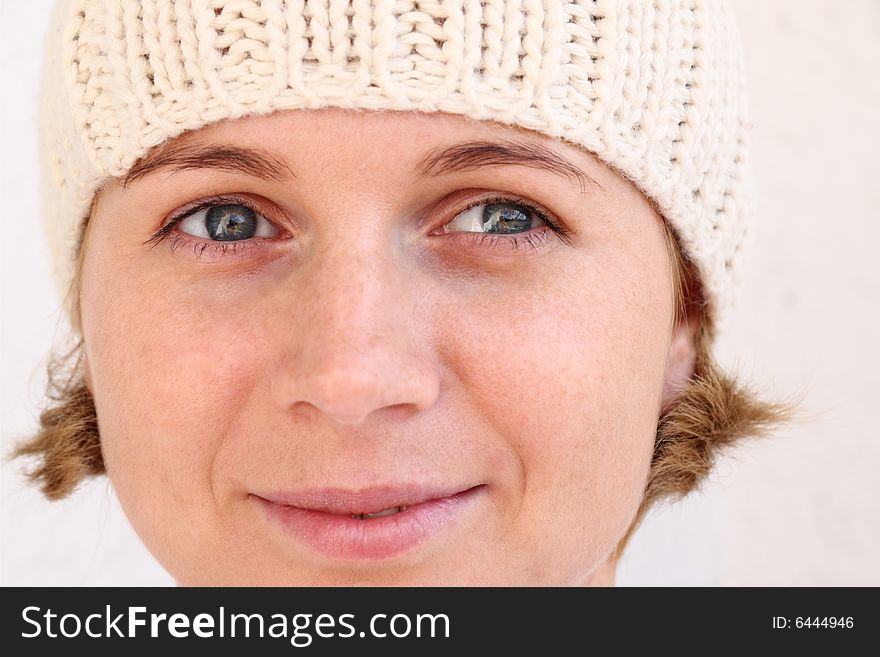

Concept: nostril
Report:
left=310, top=369, right=389, bottom=418
left=276, top=362, right=434, bottom=426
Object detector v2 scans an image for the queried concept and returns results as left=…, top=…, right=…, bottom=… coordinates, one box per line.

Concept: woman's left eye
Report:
left=177, top=203, right=279, bottom=241
left=442, top=201, right=541, bottom=235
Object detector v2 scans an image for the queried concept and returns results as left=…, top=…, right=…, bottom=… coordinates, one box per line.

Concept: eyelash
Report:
left=445, top=194, right=574, bottom=253
left=146, top=193, right=573, bottom=260
left=145, top=194, right=277, bottom=261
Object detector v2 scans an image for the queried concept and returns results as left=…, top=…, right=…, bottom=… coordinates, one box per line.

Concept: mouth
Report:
left=251, top=484, right=486, bottom=561
left=349, top=506, right=407, bottom=520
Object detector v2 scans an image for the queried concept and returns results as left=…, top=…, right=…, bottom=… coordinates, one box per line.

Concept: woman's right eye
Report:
left=177, top=203, right=281, bottom=241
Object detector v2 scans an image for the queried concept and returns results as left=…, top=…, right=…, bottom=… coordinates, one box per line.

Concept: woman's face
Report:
left=81, top=108, right=693, bottom=585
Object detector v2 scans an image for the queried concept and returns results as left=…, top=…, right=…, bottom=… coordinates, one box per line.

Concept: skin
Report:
left=79, top=108, right=697, bottom=585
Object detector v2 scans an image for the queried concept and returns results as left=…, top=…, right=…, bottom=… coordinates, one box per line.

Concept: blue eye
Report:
left=178, top=203, right=278, bottom=241
left=443, top=201, right=539, bottom=235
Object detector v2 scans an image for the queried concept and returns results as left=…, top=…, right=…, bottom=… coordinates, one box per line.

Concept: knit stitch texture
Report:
left=41, top=0, right=752, bottom=327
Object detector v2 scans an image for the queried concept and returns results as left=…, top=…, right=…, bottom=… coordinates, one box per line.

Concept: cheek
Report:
left=443, top=255, right=670, bottom=572
left=80, top=257, right=266, bottom=544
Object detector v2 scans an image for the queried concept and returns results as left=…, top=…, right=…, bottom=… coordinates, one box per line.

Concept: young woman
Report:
left=16, top=0, right=787, bottom=585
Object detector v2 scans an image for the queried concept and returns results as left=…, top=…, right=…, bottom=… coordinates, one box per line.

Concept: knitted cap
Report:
left=42, top=0, right=751, bottom=326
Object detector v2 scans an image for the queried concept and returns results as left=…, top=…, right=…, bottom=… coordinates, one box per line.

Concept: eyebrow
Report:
left=414, top=140, right=600, bottom=194
left=121, top=137, right=599, bottom=194
left=122, top=144, right=294, bottom=187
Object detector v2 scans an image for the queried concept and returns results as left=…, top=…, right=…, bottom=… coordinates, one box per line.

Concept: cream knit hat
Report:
left=42, top=0, right=751, bottom=326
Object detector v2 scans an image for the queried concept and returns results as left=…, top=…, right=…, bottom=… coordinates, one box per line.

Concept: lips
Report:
left=252, top=484, right=485, bottom=561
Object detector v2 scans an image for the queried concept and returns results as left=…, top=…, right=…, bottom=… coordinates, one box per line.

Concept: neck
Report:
left=580, top=554, right=617, bottom=587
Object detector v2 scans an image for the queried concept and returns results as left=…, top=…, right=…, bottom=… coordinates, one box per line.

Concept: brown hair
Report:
left=11, top=208, right=791, bottom=558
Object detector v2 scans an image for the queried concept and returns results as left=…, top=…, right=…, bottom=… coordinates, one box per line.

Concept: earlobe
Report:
left=660, top=314, right=699, bottom=413
left=81, top=348, right=94, bottom=395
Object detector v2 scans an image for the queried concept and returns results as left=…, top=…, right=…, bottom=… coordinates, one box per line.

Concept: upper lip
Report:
left=252, top=484, right=482, bottom=515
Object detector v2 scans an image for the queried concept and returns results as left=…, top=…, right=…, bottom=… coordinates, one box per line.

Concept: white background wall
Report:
left=2, top=0, right=878, bottom=586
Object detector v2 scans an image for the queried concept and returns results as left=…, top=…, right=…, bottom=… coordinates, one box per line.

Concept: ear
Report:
left=660, top=314, right=699, bottom=413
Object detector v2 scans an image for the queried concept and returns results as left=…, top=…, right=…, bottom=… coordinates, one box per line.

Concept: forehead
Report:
left=124, top=108, right=615, bottom=194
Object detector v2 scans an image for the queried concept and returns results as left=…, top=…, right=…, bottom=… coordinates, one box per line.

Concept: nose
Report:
left=270, top=237, right=441, bottom=426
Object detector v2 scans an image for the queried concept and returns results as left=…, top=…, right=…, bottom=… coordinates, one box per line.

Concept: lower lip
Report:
left=254, top=487, right=483, bottom=561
